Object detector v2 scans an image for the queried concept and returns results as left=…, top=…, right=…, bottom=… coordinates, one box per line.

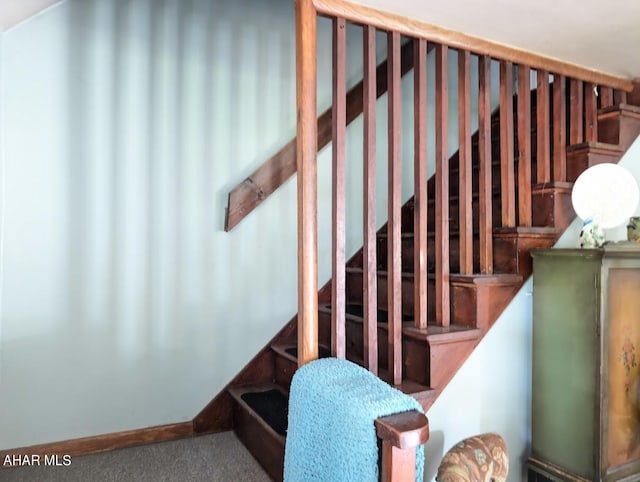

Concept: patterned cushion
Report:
left=436, top=433, right=509, bottom=482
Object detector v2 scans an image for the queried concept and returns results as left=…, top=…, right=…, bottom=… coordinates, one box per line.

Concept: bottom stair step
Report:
left=240, top=388, right=288, bottom=436
left=229, top=383, right=286, bottom=482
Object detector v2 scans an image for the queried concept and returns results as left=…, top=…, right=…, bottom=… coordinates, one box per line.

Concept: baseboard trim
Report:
left=0, top=421, right=194, bottom=466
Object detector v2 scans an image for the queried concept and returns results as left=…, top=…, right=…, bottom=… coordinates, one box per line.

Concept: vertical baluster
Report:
left=536, top=70, right=551, bottom=183
left=435, top=44, right=450, bottom=326
left=295, top=0, right=318, bottom=366
left=517, top=65, right=532, bottom=226
left=478, top=55, right=493, bottom=274
left=413, top=38, right=428, bottom=330
left=387, top=31, right=402, bottom=385
left=362, top=25, right=378, bottom=374
left=614, top=89, right=628, bottom=105
left=569, top=79, right=584, bottom=144
left=458, top=50, right=473, bottom=274
left=600, top=86, right=613, bottom=108
left=585, top=82, right=598, bottom=143
left=500, top=61, right=516, bottom=227
left=331, top=17, right=346, bottom=359
left=552, top=74, right=567, bottom=181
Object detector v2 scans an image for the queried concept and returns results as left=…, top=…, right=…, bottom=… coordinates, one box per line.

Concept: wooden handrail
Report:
left=224, top=38, right=416, bottom=232
left=311, top=0, right=632, bottom=91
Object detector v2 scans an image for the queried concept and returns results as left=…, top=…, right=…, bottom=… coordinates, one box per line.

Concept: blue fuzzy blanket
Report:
left=283, top=358, right=425, bottom=482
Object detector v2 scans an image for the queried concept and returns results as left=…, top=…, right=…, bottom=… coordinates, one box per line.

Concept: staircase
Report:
left=193, top=75, right=640, bottom=478
left=194, top=2, right=640, bottom=480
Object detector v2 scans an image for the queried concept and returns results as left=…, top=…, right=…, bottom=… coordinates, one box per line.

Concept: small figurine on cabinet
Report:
left=628, top=216, right=640, bottom=243
left=580, top=218, right=605, bottom=248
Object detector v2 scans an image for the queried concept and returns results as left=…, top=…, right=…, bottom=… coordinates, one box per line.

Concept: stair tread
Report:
left=404, top=324, right=483, bottom=343
left=319, top=302, right=481, bottom=343
left=598, top=103, right=640, bottom=116
left=346, top=266, right=523, bottom=284
left=566, top=141, right=624, bottom=153
left=344, top=353, right=435, bottom=403
left=319, top=302, right=413, bottom=323
left=271, top=343, right=332, bottom=362
left=449, top=272, right=523, bottom=285
left=239, top=352, right=434, bottom=411
left=493, top=226, right=560, bottom=236
left=379, top=226, right=559, bottom=240
left=229, top=382, right=288, bottom=439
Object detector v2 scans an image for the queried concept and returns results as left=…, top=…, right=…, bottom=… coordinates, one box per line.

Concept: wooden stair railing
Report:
left=193, top=76, right=639, bottom=482
left=193, top=2, right=638, bottom=481
left=224, top=31, right=417, bottom=232
left=295, top=0, right=633, bottom=480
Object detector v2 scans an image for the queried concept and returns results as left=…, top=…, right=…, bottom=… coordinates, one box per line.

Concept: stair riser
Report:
left=346, top=269, right=525, bottom=327
left=317, top=310, right=429, bottom=386
left=274, top=355, right=297, bottom=391
left=403, top=193, right=503, bottom=234
left=598, top=110, right=640, bottom=149
left=566, top=147, right=621, bottom=182
left=346, top=270, right=431, bottom=320
left=493, top=233, right=560, bottom=277
left=531, top=183, right=575, bottom=229
left=376, top=235, right=481, bottom=273
left=451, top=280, right=522, bottom=329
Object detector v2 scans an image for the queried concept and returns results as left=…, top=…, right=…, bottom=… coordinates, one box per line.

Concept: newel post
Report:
left=295, top=0, right=319, bottom=366
left=375, top=411, right=430, bottom=481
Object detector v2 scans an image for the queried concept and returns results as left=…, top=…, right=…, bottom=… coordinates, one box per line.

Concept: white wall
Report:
left=0, top=0, right=390, bottom=448
left=423, top=137, right=640, bottom=481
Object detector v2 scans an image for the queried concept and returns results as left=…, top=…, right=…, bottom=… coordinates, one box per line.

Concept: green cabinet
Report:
left=528, top=246, right=640, bottom=482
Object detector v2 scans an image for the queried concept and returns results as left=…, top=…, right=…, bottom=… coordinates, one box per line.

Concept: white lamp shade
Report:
left=571, top=163, right=639, bottom=229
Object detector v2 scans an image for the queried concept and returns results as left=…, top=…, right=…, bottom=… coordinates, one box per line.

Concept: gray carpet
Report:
left=0, top=431, right=271, bottom=482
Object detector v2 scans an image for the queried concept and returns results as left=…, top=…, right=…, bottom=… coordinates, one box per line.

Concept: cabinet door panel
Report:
left=606, top=268, right=640, bottom=471
left=532, top=254, right=600, bottom=479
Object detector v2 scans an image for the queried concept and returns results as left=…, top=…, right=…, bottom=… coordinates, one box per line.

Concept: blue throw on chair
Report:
left=283, top=357, right=425, bottom=481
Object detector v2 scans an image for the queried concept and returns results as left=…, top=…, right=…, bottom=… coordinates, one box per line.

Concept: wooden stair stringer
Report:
left=193, top=283, right=331, bottom=435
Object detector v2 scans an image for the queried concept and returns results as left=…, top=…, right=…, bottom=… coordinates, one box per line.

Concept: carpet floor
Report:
left=0, top=431, right=271, bottom=482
